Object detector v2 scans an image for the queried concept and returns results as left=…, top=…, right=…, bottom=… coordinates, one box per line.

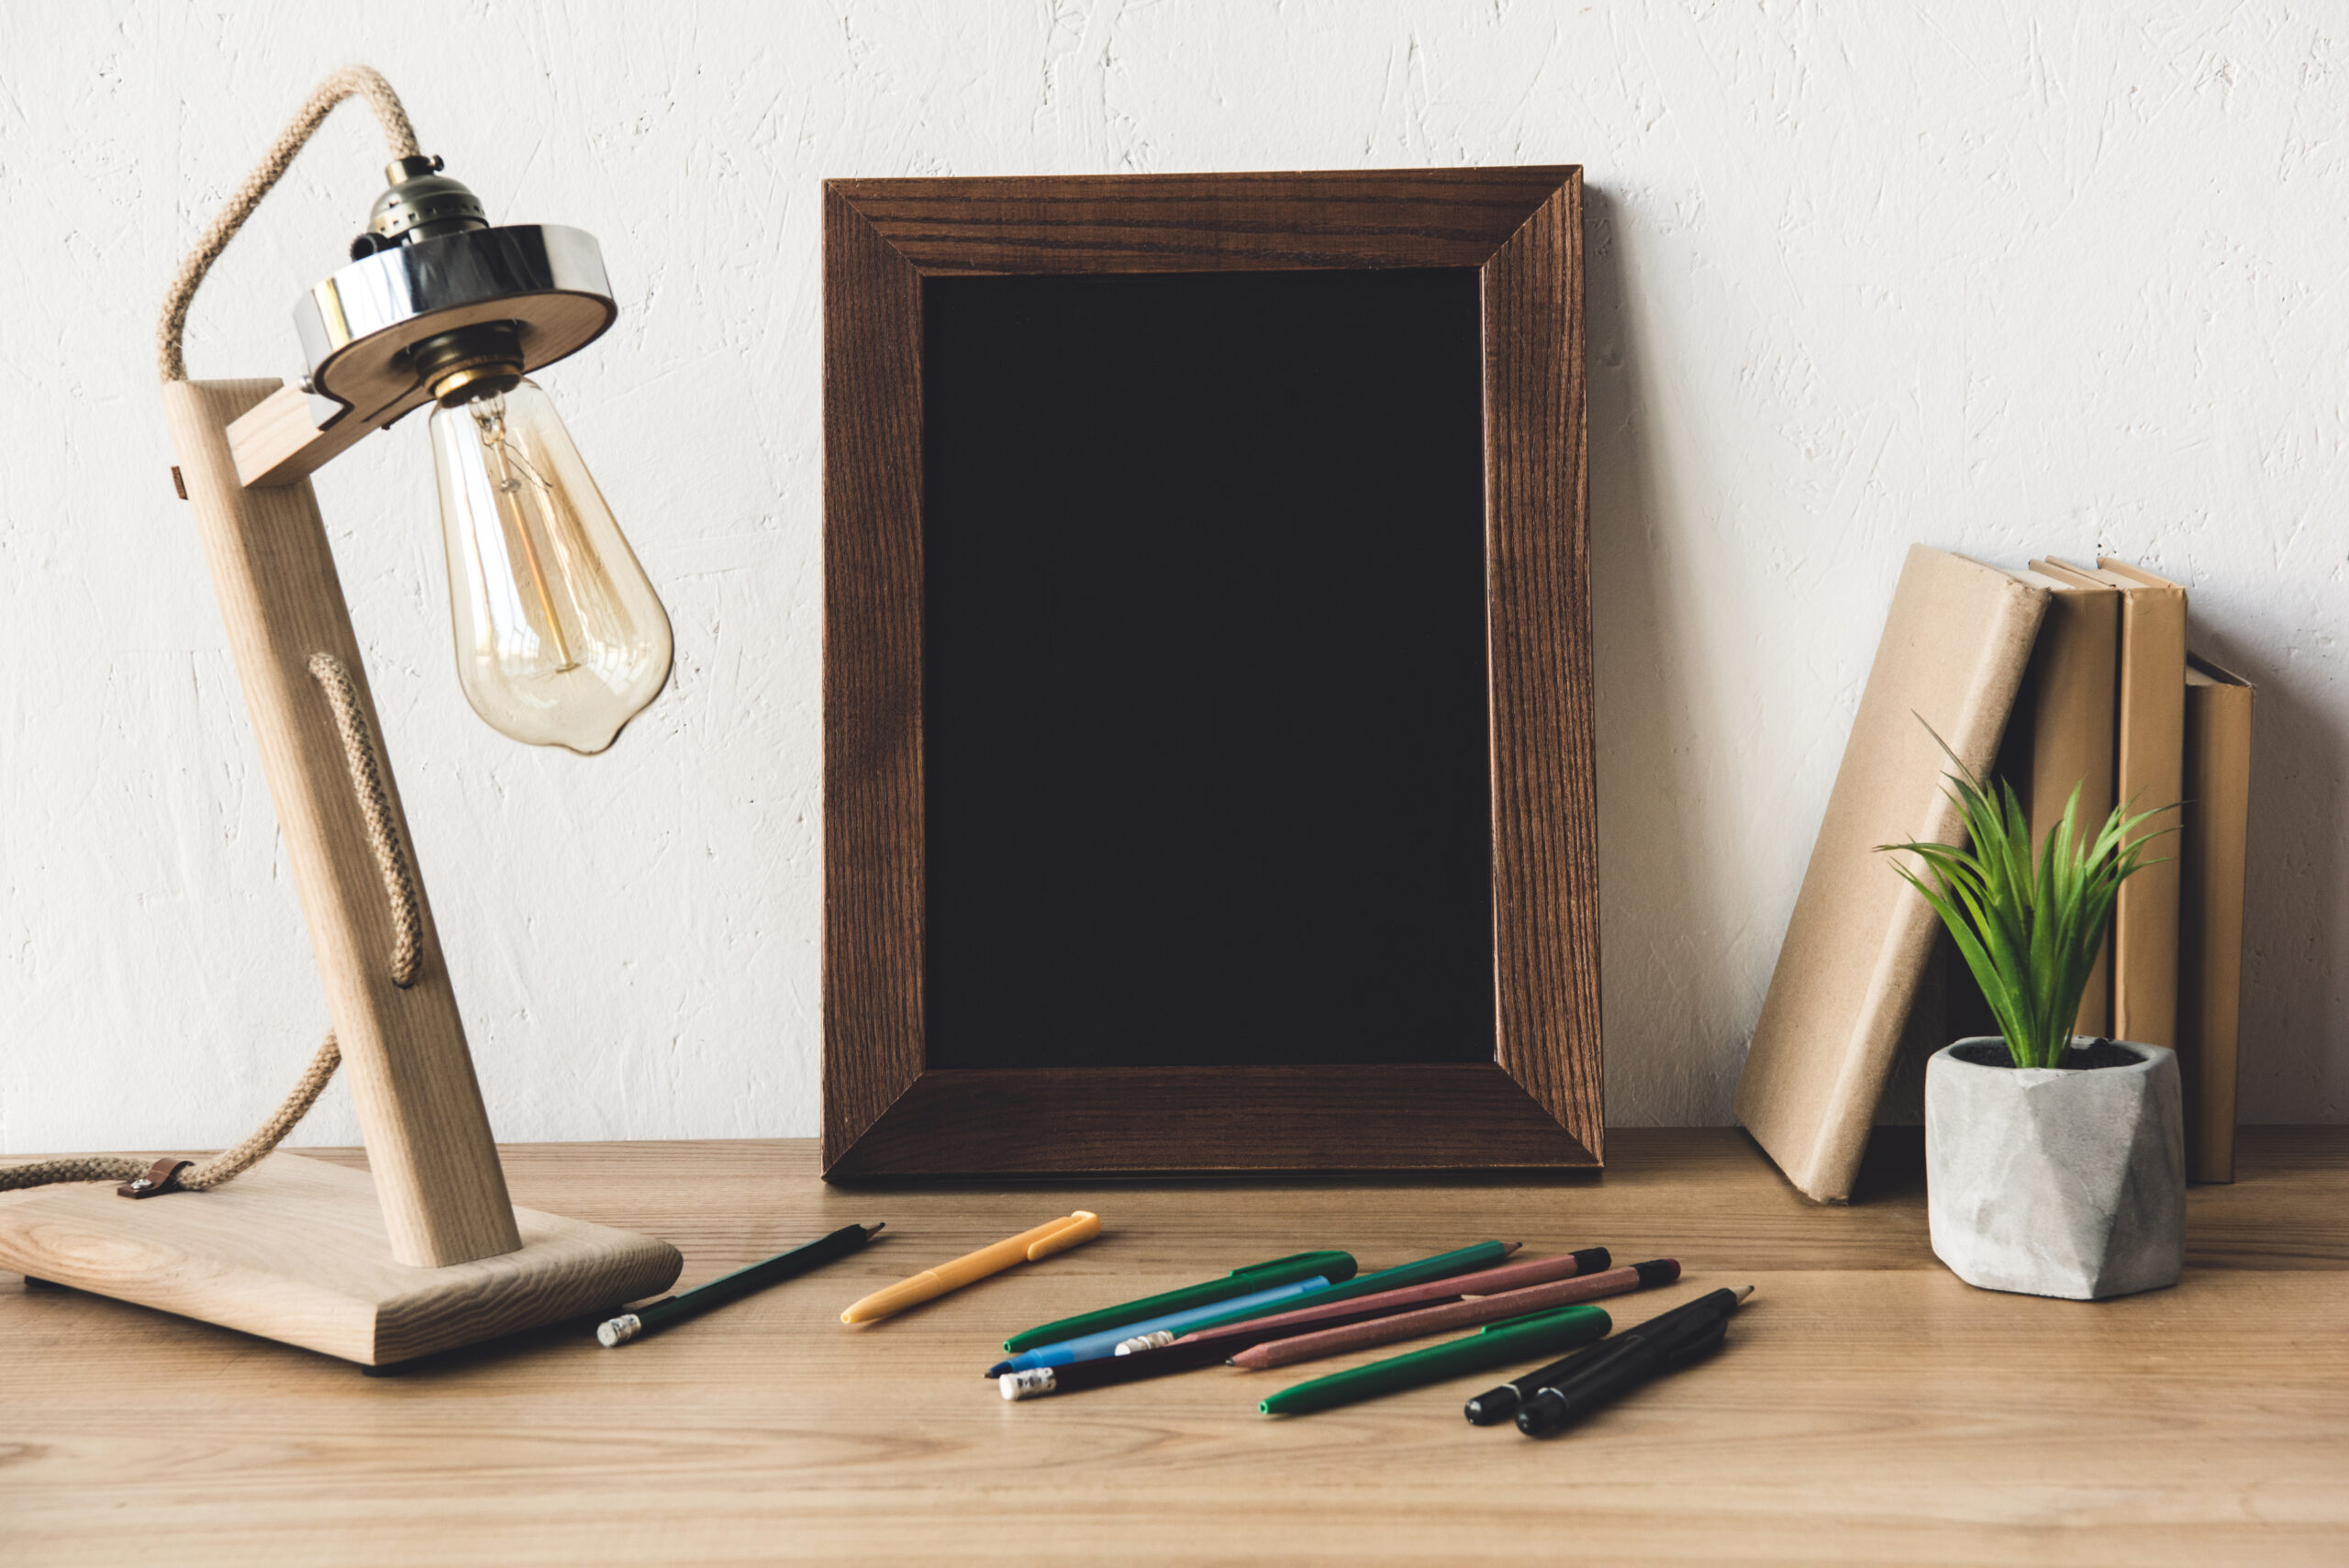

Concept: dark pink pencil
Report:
left=1227, top=1260, right=1681, bottom=1370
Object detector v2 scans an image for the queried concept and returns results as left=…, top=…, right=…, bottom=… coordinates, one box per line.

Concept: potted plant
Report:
left=1881, top=753, right=2182, bottom=1300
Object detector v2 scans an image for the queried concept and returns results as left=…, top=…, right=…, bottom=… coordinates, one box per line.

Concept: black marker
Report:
left=598, top=1222, right=885, bottom=1346
left=1514, top=1284, right=1753, bottom=1436
left=1463, top=1288, right=1727, bottom=1426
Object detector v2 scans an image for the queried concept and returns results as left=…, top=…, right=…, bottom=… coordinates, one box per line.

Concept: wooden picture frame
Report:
left=822, top=167, right=1596, bottom=1178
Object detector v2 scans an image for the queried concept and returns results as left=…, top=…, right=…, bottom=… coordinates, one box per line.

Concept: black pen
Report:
left=1514, top=1284, right=1753, bottom=1436
left=1463, top=1288, right=1728, bottom=1426
left=598, top=1223, right=885, bottom=1346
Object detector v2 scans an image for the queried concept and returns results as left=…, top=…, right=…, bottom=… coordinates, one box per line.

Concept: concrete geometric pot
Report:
left=1924, top=1037, right=2185, bottom=1300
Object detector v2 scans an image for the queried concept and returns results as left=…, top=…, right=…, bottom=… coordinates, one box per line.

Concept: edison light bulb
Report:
left=429, top=378, right=673, bottom=753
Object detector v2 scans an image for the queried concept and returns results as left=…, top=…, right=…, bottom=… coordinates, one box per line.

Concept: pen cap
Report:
left=1464, top=1320, right=1638, bottom=1426
left=1463, top=1386, right=1522, bottom=1426
left=1494, top=1289, right=1741, bottom=1429
left=1269, top=1251, right=1360, bottom=1285
left=1518, top=1313, right=1733, bottom=1439
left=1514, top=1386, right=1572, bottom=1437
left=1514, top=1339, right=1643, bottom=1437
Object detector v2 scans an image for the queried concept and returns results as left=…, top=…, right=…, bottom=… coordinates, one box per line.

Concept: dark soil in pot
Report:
left=1950, top=1038, right=2143, bottom=1071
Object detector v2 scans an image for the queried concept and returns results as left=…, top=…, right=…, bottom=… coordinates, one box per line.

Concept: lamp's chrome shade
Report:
left=296, top=225, right=617, bottom=426
left=429, top=378, right=672, bottom=754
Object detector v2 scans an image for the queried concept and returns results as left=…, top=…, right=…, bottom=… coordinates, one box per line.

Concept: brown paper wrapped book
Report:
left=2180, top=654, right=2254, bottom=1182
left=2037, top=558, right=2188, bottom=1049
left=1998, top=567, right=2121, bottom=1035
left=1735, top=547, right=2049, bottom=1203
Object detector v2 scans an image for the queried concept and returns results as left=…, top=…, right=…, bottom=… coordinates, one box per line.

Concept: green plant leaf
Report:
left=1876, top=720, right=2175, bottom=1070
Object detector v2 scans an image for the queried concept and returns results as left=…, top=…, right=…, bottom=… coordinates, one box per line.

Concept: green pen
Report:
left=1000, top=1251, right=1359, bottom=1352
left=1179, top=1240, right=1520, bottom=1338
left=1258, top=1304, right=1611, bottom=1417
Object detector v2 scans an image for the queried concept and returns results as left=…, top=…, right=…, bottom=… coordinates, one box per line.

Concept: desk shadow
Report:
left=1730, top=1123, right=1923, bottom=1207
left=1848, top=1126, right=1926, bottom=1206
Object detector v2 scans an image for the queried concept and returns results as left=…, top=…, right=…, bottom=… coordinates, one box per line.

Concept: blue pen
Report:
left=984, top=1276, right=1332, bottom=1375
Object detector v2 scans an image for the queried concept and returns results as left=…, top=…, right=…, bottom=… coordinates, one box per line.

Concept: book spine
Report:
left=2000, top=584, right=2120, bottom=1037
left=2179, top=660, right=2254, bottom=1184
left=2109, top=583, right=2187, bottom=1049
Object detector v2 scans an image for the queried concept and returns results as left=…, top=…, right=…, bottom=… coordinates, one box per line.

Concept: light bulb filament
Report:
left=473, top=396, right=579, bottom=673
left=430, top=375, right=673, bottom=752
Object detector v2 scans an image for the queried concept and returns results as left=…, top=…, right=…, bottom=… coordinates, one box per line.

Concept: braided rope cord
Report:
left=309, top=652, right=426, bottom=989
left=0, top=1037, right=345, bottom=1195
left=157, top=64, right=417, bottom=383
left=2, top=72, right=427, bottom=1196
left=0, top=657, right=424, bottom=1194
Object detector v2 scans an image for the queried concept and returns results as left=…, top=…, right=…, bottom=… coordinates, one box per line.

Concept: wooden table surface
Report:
left=3, top=1128, right=2343, bottom=1565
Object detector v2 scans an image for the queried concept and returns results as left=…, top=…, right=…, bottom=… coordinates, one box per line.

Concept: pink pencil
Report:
left=1226, top=1259, right=1681, bottom=1371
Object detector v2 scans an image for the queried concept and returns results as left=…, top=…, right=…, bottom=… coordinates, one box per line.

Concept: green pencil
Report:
left=1001, top=1251, right=1358, bottom=1352
left=1258, top=1304, right=1610, bottom=1417
left=1181, top=1240, right=1518, bottom=1338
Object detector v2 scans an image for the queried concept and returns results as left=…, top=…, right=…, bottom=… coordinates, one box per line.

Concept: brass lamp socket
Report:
left=410, top=321, right=525, bottom=406
left=351, top=155, right=490, bottom=257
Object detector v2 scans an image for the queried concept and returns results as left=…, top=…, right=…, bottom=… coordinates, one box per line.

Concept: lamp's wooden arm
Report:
left=229, top=383, right=433, bottom=488
left=172, top=377, right=521, bottom=1267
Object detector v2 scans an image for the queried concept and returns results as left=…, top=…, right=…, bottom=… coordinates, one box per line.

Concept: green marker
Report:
left=1258, top=1304, right=1611, bottom=1417
left=1182, top=1240, right=1518, bottom=1337
left=1001, top=1251, right=1359, bottom=1352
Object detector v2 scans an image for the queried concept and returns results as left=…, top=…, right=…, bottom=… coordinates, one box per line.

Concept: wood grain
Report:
left=163, top=380, right=520, bottom=1266
left=826, top=1067, right=1595, bottom=1179
left=1, top=1129, right=2341, bottom=1565
left=828, top=168, right=1575, bottom=274
left=821, top=167, right=1598, bottom=1177
left=820, top=189, right=929, bottom=1171
left=1484, top=169, right=1603, bottom=1162
left=225, top=383, right=406, bottom=490
left=0, top=1153, right=678, bottom=1364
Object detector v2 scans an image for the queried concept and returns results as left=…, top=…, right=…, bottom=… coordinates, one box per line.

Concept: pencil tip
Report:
left=864, top=1222, right=886, bottom=1238
left=984, top=1362, right=1010, bottom=1377
left=1735, top=1284, right=1755, bottom=1302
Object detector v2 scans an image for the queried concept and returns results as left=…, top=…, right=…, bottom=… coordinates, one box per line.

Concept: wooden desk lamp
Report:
left=0, top=68, right=683, bottom=1366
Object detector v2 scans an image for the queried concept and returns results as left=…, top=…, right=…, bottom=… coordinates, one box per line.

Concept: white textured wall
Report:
left=3, top=3, right=2343, bottom=1153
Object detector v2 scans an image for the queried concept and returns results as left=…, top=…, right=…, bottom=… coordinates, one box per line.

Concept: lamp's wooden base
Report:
left=0, top=1154, right=681, bottom=1365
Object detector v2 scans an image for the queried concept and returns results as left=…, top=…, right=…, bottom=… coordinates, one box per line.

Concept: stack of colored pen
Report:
left=592, top=1209, right=1753, bottom=1432
left=985, top=1238, right=1708, bottom=1418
